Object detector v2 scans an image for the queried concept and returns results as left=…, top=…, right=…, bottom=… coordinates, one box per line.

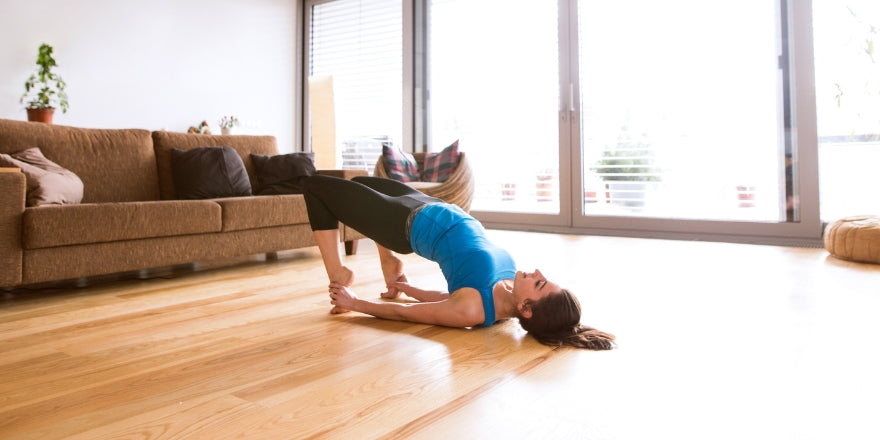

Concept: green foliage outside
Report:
left=594, top=146, right=661, bottom=182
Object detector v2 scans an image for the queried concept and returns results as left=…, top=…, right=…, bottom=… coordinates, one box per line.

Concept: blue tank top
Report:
left=409, top=203, right=516, bottom=327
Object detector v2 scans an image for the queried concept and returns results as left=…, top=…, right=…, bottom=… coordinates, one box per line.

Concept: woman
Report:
left=302, top=174, right=615, bottom=350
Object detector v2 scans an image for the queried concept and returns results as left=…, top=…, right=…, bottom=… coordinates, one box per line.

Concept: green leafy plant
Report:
left=219, top=115, right=240, bottom=129
left=20, top=43, right=69, bottom=113
left=594, top=146, right=661, bottom=182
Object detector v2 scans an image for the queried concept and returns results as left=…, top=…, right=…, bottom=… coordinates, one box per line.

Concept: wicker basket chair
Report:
left=374, top=152, right=475, bottom=212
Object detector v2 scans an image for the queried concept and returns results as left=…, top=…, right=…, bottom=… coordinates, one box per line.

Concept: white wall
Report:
left=0, top=0, right=299, bottom=153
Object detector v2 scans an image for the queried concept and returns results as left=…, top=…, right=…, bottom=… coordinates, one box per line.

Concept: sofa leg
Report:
left=344, top=240, right=358, bottom=256
left=266, top=252, right=278, bottom=261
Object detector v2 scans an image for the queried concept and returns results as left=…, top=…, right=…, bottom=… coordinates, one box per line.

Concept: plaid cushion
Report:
left=381, top=143, right=420, bottom=182
left=422, top=140, right=460, bottom=183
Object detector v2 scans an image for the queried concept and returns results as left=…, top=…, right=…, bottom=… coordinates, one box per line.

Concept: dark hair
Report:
left=518, top=289, right=616, bottom=350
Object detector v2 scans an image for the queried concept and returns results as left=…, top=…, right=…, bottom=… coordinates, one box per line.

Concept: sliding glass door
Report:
left=578, top=0, right=789, bottom=222
left=424, top=0, right=819, bottom=242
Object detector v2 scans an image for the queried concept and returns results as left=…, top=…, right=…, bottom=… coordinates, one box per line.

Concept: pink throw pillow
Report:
left=422, top=140, right=460, bottom=183
left=381, top=143, right=420, bottom=182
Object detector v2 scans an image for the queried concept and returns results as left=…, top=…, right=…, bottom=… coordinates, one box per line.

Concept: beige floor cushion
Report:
left=824, top=215, right=880, bottom=264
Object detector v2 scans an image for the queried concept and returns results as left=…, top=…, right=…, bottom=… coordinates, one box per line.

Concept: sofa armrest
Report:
left=0, top=169, right=25, bottom=287
left=317, top=169, right=369, bottom=179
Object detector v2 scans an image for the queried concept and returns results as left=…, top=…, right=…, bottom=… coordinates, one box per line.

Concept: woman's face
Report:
left=513, top=269, right=560, bottom=304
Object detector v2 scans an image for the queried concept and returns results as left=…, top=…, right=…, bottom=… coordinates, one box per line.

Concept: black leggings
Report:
left=302, top=175, right=442, bottom=254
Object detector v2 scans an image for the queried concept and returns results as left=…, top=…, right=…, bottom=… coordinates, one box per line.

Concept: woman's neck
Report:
left=493, top=279, right=519, bottom=320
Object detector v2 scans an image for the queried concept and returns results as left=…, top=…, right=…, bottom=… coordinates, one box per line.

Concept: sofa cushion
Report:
left=171, top=147, right=253, bottom=199
left=22, top=200, right=222, bottom=249
left=381, top=143, right=420, bottom=182
left=153, top=131, right=278, bottom=200
left=422, top=140, right=460, bottom=183
left=21, top=223, right=317, bottom=285
left=215, top=194, right=310, bottom=232
left=0, top=118, right=157, bottom=203
left=251, top=152, right=316, bottom=195
left=0, top=147, right=84, bottom=206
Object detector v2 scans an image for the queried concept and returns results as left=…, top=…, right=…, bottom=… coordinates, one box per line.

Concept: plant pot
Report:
left=584, top=190, right=599, bottom=203
left=535, top=174, right=553, bottom=202
left=26, top=108, right=54, bottom=124
left=501, top=183, right=516, bottom=201
left=736, top=185, right=756, bottom=208
left=221, top=127, right=232, bottom=135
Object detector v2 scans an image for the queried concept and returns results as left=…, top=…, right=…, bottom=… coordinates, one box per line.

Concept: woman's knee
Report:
left=351, top=175, right=377, bottom=185
left=304, top=174, right=346, bottom=195
left=302, top=174, right=325, bottom=190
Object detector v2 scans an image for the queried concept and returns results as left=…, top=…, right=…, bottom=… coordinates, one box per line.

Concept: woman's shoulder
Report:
left=449, top=287, right=489, bottom=326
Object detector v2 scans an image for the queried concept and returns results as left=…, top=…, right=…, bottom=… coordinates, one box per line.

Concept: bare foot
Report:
left=329, top=282, right=357, bottom=314
left=329, top=265, right=354, bottom=287
left=381, top=274, right=409, bottom=299
left=380, top=255, right=407, bottom=299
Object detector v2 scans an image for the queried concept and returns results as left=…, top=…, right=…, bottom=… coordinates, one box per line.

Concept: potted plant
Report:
left=219, top=115, right=240, bottom=135
left=20, top=43, right=69, bottom=123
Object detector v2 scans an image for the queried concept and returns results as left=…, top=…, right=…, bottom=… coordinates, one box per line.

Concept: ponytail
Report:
left=518, top=289, right=616, bottom=350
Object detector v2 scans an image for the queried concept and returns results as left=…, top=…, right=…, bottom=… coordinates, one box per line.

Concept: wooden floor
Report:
left=2, top=230, right=879, bottom=440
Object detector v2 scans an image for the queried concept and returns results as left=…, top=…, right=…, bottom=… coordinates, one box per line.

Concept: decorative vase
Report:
left=221, top=127, right=231, bottom=135
left=26, top=108, right=54, bottom=124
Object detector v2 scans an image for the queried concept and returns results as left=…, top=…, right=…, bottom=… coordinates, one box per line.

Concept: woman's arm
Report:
left=329, top=283, right=484, bottom=328
left=386, top=281, right=449, bottom=302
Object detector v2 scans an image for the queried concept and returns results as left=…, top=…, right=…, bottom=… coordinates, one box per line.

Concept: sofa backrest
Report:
left=151, top=131, right=279, bottom=200
left=0, top=118, right=158, bottom=203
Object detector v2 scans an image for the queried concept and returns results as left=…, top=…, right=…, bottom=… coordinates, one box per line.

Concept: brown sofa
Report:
left=0, top=118, right=364, bottom=288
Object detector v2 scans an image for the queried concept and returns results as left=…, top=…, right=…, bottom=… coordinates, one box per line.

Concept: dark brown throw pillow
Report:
left=171, top=146, right=252, bottom=199
left=0, top=147, right=84, bottom=206
left=250, top=152, right=316, bottom=195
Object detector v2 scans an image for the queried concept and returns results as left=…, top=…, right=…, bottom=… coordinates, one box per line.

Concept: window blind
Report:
left=308, top=0, right=403, bottom=171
